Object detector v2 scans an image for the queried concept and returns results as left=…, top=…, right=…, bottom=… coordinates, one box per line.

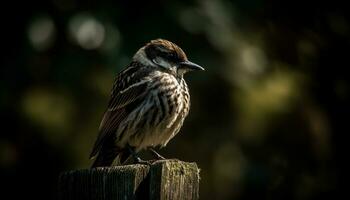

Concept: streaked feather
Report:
left=89, top=62, right=151, bottom=159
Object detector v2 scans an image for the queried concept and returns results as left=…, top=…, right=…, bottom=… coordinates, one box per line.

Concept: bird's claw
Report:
left=150, top=148, right=166, bottom=160
left=134, top=157, right=152, bottom=165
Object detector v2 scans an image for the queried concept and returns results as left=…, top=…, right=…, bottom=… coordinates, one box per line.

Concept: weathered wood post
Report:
left=58, top=160, right=200, bottom=200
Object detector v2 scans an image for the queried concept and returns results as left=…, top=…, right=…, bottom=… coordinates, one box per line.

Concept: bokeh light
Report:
left=28, top=16, right=56, bottom=51
left=68, top=13, right=105, bottom=50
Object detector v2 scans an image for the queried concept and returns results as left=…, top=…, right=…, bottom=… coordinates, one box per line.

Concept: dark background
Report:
left=0, top=0, right=347, bottom=199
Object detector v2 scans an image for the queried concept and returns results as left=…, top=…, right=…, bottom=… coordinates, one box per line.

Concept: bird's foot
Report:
left=133, top=156, right=152, bottom=165
left=150, top=148, right=166, bottom=160
left=126, top=145, right=150, bottom=165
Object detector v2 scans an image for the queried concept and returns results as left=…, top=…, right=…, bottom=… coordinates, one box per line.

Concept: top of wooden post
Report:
left=58, top=159, right=200, bottom=200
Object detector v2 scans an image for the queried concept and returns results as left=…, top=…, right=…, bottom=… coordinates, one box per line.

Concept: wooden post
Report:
left=58, top=160, right=200, bottom=200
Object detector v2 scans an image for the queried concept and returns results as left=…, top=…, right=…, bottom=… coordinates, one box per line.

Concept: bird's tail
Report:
left=90, top=148, right=131, bottom=168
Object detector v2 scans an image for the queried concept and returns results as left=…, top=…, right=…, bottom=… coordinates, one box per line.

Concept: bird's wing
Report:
left=89, top=63, right=150, bottom=159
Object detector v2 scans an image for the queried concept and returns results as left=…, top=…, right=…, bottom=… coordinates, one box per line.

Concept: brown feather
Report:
left=89, top=62, right=150, bottom=159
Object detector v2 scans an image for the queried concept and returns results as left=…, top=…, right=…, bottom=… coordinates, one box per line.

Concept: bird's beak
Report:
left=179, top=61, right=205, bottom=71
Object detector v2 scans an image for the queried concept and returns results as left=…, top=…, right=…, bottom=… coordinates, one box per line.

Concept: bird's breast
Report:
left=149, top=74, right=190, bottom=141
left=119, top=72, right=190, bottom=150
left=153, top=73, right=189, bottom=119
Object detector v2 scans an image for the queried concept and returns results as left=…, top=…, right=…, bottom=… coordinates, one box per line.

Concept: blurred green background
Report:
left=0, top=0, right=347, bottom=199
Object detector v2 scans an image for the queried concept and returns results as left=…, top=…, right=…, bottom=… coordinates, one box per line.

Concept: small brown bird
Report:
left=89, top=39, right=204, bottom=168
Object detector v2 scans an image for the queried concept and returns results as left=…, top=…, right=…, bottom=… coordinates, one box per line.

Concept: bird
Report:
left=89, top=39, right=204, bottom=168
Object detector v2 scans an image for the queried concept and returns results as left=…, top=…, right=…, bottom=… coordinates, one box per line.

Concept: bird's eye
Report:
left=166, top=52, right=178, bottom=62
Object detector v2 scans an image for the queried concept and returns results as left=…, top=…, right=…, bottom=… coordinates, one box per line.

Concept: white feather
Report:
left=133, top=47, right=156, bottom=67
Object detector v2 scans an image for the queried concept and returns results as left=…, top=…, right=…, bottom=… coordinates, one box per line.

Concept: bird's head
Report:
left=133, top=39, right=204, bottom=76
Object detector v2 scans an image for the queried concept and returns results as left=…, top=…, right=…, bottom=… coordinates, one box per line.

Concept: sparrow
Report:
left=89, top=39, right=204, bottom=167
